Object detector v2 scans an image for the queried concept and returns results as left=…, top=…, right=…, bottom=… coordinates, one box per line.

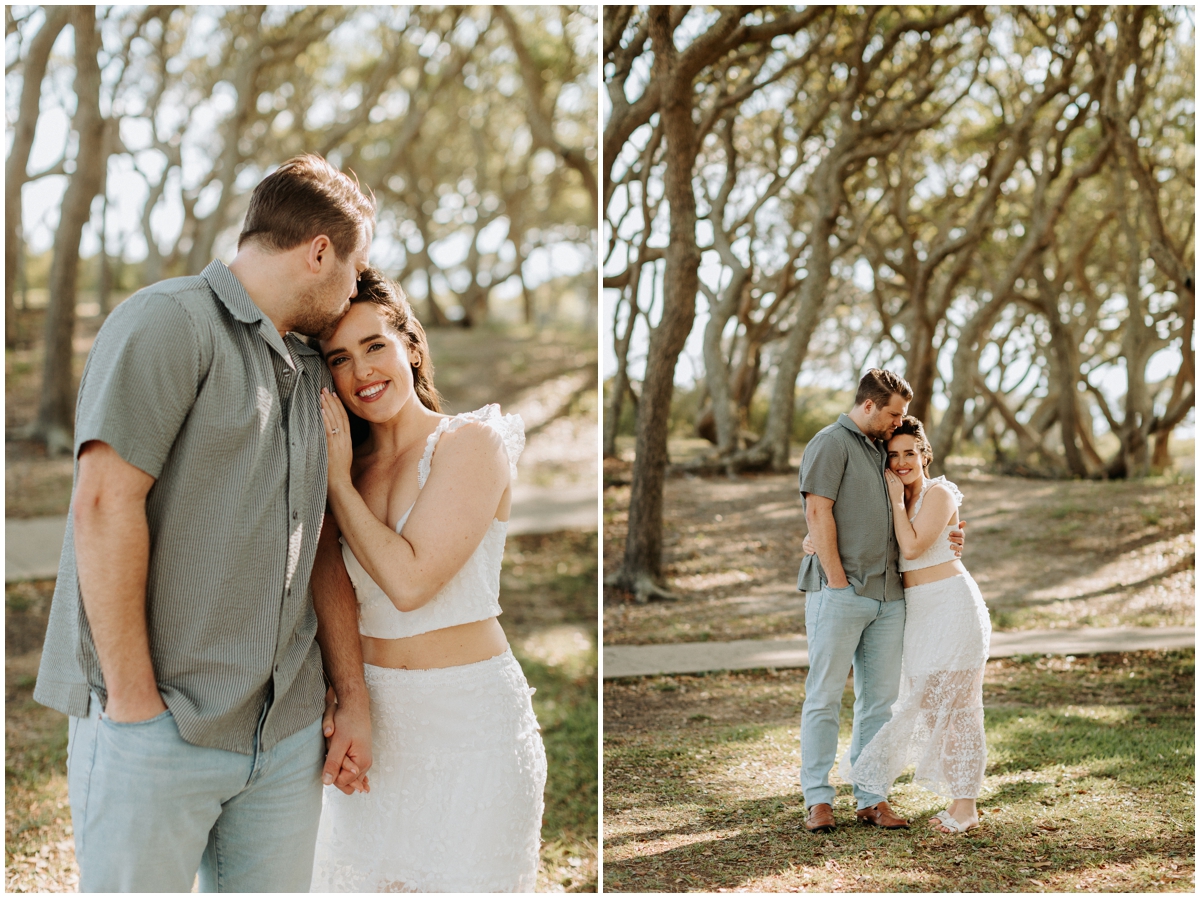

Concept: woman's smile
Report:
left=355, top=381, right=389, bottom=402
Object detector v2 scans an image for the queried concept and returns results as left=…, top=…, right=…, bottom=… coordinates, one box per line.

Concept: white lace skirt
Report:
left=842, top=572, right=991, bottom=800
left=311, top=649, right=546, bottom=892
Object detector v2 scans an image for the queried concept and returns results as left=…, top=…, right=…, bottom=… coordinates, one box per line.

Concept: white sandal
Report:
left=929, top=809, right=979, bottom=834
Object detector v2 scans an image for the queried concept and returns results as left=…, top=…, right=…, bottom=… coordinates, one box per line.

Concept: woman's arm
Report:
left=321, top=390, right=509, bottom=612
left=886, top=473, right=957, bottom=561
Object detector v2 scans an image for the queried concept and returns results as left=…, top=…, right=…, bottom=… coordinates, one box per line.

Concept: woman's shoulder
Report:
left=925, top=476, right=963, bottom=508
left=420, top=405, right=525, bottom=485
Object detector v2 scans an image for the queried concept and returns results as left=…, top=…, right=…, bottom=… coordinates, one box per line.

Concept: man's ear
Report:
left=305, top=235, right=333, bottom=273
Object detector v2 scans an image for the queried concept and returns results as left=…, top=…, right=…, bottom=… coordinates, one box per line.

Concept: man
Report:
left=797, top=368, right=962, bottom=834
left=35, top=155, right=375, bottom=891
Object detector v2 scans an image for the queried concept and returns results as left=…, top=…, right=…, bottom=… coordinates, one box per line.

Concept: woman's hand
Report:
left=884, top=469, right=905, bottom=506
left=320, top=388, right=354, bottom=489
left=321, top=685, right=370, bottom=795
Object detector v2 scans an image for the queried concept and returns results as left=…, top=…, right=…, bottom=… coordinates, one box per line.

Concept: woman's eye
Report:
left=368, top=342, right=385, bottom=352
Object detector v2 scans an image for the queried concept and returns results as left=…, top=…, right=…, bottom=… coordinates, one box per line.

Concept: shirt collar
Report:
left=200, top=260, right=319, bottom=363
left=836, top=413, right=877, bottom=444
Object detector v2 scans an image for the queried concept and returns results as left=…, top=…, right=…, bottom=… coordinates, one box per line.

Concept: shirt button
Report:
left=292, top=511, right=298, bottom=520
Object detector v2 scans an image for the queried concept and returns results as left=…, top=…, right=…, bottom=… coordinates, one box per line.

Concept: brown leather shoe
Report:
left=855, top=801, right=909, bottom=829
left=805, top=803, right=835, bottom=833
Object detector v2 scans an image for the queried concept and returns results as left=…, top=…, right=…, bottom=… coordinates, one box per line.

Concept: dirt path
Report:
left=604, top=458, right=1194, bottom=645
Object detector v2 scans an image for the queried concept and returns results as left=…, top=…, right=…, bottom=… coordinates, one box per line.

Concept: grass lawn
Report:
left=603, top=649, right=1194, bottom=892
left=5, top=530, right=598, bottom=893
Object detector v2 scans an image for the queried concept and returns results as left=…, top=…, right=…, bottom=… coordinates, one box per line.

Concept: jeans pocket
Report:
left=804, top=592, right=823, bottom=631
left=100, top=708, right=174, bottom=729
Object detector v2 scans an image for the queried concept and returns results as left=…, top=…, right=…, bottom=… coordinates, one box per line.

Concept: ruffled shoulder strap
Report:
left=908, top=475, right=963, bottom=520
left=931, top=475, right=964, bottom=507
left=417, top=404, right=526, bottom=489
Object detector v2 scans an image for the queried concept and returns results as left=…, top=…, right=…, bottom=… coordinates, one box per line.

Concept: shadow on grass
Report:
left=607, top=824, right=1194, bottom=892
left=985, top=707, right=1194, bottom=784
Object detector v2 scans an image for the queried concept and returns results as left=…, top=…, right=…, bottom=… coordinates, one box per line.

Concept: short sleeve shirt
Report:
left=35, top=261, right=334, bottom=754
left=797, top=414, right=904, bottom=601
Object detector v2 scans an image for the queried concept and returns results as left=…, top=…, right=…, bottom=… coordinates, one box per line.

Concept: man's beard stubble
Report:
left=863, top=416, right=896, bottom=442
left=290, top=287, right=349, bottom=341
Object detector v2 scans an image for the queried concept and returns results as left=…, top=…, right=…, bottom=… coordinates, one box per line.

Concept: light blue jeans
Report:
left=67, top=697, right=324, bottom=892
left=799, top=583, right=905, bottom=810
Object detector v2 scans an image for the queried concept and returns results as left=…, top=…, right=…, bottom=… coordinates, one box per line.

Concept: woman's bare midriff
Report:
left=902, top=558, right=967, bottom=589
left=362, top=617, right=509, bottom=670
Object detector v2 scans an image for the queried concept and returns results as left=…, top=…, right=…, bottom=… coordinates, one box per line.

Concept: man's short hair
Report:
left=854, top=368, right=913, bottom=409
left=238, top=154, right=376, bottom=259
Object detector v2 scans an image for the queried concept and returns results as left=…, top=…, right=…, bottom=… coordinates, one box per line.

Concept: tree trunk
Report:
left=1038, top=281, right=1090, bottom=477
left=700, top=271, right=750, bottom=458
left=753, top=152, right=844, bottom=471
left=96, top=185, right=112, bottom=316
left=6, top=7, right=70, bottom=349
left=603, top=266, right=646, bottom=458
left=34, top=8, right=108, bottom=455
left=903, top=311, right=937, bottom=424
left=611, top=7, right=701, bottom=602
left=1115, top=160, right=1154, bottom=479
left=1150, top=297, right=1194, bottom=470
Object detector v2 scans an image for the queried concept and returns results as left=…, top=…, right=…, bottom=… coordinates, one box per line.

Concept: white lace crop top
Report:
left=340, top=404, right=525, bottom=639
left=897, top=476, right=964, bottom=573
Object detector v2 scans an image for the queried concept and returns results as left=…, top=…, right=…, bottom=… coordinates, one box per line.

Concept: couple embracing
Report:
left=34, top=155, right=545, bottom=892
left=798, top=369, right=991, bottom=836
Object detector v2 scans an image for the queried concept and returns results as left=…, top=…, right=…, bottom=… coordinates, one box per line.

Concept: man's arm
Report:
left=803, top=494, right=850, bottom=589
left=311, top=512, right=372, bottom=794
left=74, top=441, right=165, bottom=722
left=803, top=518, right=965, bottom=558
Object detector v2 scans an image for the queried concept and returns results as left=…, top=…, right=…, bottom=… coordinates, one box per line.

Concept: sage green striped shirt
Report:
left=35, top=260, right=333, bottom=754
left=797, top=414, right=905, bottom=601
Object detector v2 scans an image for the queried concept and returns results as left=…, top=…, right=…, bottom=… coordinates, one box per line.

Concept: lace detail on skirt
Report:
left=841, top=573, right=990, bottom=799
left=311, top=650, right=547, bottom=892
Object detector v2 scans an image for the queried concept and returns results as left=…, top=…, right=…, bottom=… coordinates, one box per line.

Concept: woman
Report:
left=839, top=416, right=990, bottom=834
left=309, top=269, right=546, bottom=891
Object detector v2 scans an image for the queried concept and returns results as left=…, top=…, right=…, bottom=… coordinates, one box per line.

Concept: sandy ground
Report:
left=604, top=454, right=1194, bottom=644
